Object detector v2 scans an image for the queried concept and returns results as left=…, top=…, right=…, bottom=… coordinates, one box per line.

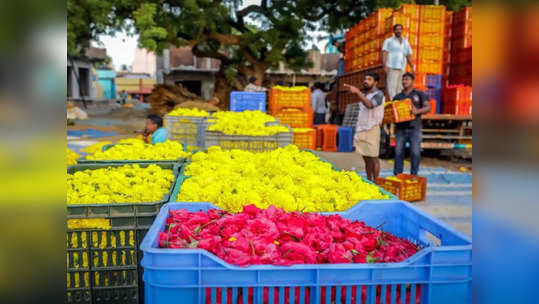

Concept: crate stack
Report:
left=269, top=86, right=315, bottom=149
left=450, top=6, right=472, bottom=86
left=344, top=8, right=392, bottom=72
left=443, top=85, right=472, bottom=115
left=443, top=11, right=454, bottom=87
left=440, top=6, right=472, bottom=115
left=417, top=5, right=446, bottom=75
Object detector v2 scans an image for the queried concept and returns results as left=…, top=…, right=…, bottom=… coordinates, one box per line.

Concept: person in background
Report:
left=244, top=76, right=267, bottom=92
left=144, top=114, right=168, bottom=144
left=120, top=90, right=128, bottom=105
left=343, top=72, right=385, bottom=182
left=382, top=24, right=415, bottom=99
left=312, top=82, right=327, bottom=125
left=392, top=72, right=430, bottom=176
left=275, top=80, right=285, bottom=86
left=332, top=39, right=346, bottom=76
left=327, top=81, right=340, bottom=124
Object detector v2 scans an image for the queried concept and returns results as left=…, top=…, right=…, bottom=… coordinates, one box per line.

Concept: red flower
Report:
left=160, top=205, right=419, bottom=268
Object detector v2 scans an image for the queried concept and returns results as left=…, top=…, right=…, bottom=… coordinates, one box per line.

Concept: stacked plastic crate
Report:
left=269, top=87, right=315, bottom=149
left=443, top=11, right=454, bottom=87
left=344, top=8, right=392, bottom=73
left=417, top=5, right=446, bottom=75
left=450, top=6, right=472, bottom=86
left=441, top=6, right=472, bottom=115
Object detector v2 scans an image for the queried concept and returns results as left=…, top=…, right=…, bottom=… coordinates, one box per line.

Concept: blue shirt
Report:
left=152, top=127, right=168, bottom=144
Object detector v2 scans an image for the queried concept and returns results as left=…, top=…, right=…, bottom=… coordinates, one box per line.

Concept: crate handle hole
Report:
left=420, top=230, right=441, bottom=246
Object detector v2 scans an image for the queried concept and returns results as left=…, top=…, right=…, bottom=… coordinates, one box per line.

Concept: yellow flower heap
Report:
left=85, top=140, right=190, bottom=160
left=168, top=107, right=210, bottom=117
left=67, top=148, right=79, bottom=166
left=208, top=111, right=289, bottom=136
left=179, top=145, right=389, bottom=212
left=67, top=164, right=174, bottom=204
left=81, top=141, right=112, bottom=154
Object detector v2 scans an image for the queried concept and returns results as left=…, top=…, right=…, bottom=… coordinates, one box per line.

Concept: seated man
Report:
left=144, top=114, right=168, bottom=144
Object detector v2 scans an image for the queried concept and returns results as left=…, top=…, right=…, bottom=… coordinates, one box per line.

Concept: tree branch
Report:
left=208, top=32, right=241, bottom=45
left=192, top=44, right=231, bottom=64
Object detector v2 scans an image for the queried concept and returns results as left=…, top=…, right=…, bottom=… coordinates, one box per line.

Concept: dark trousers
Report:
left=314, top=112, right=326, bottom=125
left=394, top=127, right=422, bottom=175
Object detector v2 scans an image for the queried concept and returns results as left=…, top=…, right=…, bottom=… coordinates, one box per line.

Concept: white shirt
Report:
left=356, top=89, right=385, bottom=132
left=382, top=36, right=412, bottom=71
left=311, top=89, right=327, bottom=114
left=244, top=83, right=267, bottom=92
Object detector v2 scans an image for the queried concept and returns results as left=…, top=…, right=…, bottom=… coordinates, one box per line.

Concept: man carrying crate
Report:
left=382, top=24, right=415, bottom=99
left=392, top=72, right=430, bottom=175
left=343, top=72, right=385, bottom=182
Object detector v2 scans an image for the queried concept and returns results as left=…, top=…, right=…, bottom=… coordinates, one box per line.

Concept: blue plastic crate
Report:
left=435, top=99, right=442, bottom=114
left=337, top=127, right=354, bottom=152
left=426, top=74, right=442, bottom=89
left=425, top=88, right=441, bottom=105
left=141, top=201, right=472, bottom=304
left=230, top=92, right=267, bottom=112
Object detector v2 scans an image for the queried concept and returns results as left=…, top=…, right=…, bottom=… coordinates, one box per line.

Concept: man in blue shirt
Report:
left=392, top=72, right=430, bottom=175
left=144, top=114, right=168, bottom=144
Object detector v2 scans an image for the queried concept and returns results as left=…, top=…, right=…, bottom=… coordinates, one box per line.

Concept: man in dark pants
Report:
left=392, top=72, right=431, bottom=175
left=311, top=82, right=327, bottom=125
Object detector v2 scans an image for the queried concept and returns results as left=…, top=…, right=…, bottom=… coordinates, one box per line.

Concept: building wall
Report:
left=115, top=77, right=156, bottom=96
left=67, top=60, right=94, bottom=100
left=164, top=71, right=216, bottom=100
left=132, top=48, right=156, bottom=76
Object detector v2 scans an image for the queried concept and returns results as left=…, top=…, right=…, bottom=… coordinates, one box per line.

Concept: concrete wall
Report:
left=67, top=60, right=94, bottom=100
left=164, top=71, right=216, bottom=100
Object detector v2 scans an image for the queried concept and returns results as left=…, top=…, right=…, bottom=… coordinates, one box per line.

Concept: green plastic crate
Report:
left=67, top=162, right=180, bottom=304
left=67, top=162, right=180, bottom=228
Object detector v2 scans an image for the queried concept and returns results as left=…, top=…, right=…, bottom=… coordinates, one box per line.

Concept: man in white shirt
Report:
left=311, top=82, right=327, bottom=124
left=244, top=76, right=267, bottom=92
left=382, top=24, right=415, bottom=99
left=343, top=72, right=385, bottom=182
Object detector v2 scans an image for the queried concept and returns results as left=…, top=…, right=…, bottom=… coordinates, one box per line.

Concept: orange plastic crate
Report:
left=419, top=21, right=444, bottom=34
left=397, top=4, right=420, bottom=20
left=420, top=5, right=446, bottom=22
left=427, top=98, right=437, bottom=115
left=418, top=46, right=443, bottom=61
left=292, top=128, right=316, bottom=150
left=384, top=12, right=410, bottom=34
left=315, top=124, right=338, bottom=152
left=273, top=108, right=313, bottom=128
left=376, top=174, right=427, bottom=202
left=269, top=87, right=311, bottom=113
left=409, top=18, right=420, bottom=33
left=382, top=99, right=415, bottom=125
left=417, top=61, right=443, bottom=74
left=419, top=33, right=444, bottom=47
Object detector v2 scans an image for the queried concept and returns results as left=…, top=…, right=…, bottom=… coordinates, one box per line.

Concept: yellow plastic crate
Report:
left=418, top=46, right=443, bottom=61
left=419, top=21, right=444, bottom=34
left=420, top=5, right=446, bottom=21
left=419, top=34, right=444, bottom=47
